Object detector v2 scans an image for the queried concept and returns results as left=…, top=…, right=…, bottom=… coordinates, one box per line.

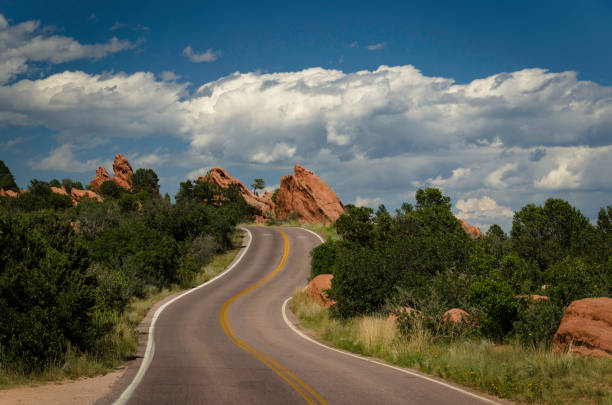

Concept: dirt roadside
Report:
left=0, top=369, right=126, bottom=405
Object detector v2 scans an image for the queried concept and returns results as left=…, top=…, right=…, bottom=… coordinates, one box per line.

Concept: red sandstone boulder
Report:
left=275, top=164, right=345, bottom=224
left=306, top=274, right=335, bottom=307
left=200, top=167, right=275, bottom=222
left=553, top=297, right=612, bottom=358
left=89, top=166, right=112, bottom=191
left=459, top=219, right=482, bottom=239
left=443, top=308, right=472, bottom=324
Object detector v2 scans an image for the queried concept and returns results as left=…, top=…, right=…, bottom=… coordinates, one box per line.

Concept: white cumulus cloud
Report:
left=30, top=143, right=108, bottom=172
left=0, top=14, right=137, bottom=84
left=355, top=196, right=383, bottom=208
left=455, top=196, right=514, bottom=220
left=0, top=62, right=611, bottom=230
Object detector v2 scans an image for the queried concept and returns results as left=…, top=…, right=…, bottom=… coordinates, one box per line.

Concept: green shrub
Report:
left=187, top=234, right=218, bottom=267
left=309, top=241, right=338, bottom=279
left=512, top=298, right=563, bottom=347
left=544, top=257, right=603, bottom=307
left=99, top=180, right=122, bottom=199
left=87, top=220, right=180, bottom=288
left=0, top=211, right=99, bottom=371
left=118, top=193, right=139, bottom=212
left=88, top=263, right=132, bottom=312
left=467, top=273, right=517, bottom=341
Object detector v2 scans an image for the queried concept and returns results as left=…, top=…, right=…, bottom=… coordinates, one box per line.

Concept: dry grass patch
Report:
left=290, top=290, right=612, bottom=404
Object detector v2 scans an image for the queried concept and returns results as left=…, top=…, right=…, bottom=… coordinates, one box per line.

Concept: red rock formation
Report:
left=89, top=166, right=111, bottom=191
left=0, top=188, right=19, bottom=197
left=201, top=167, right=275, bottom=222
left=459, top=219, right=482, bottom=238
left=275, top=164, right=345, bottom=224
left=50, top=186, right=103, bottom=205
left=50, top=186, right=69, bottom=196
left=89, top=154, right=134, bottom=191
left=443, top=308, right=472, bottom=324
left=71, top=189, right=103, bottom=204
left=306, top=274, right=335, bottom=307
left=553, top=297, right=612, bottom=358
left=112, top=153, right=133, bottom=190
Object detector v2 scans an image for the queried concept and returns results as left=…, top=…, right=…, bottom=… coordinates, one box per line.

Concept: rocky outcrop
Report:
left=0, top=188, right=20, bottom=197
left=553, top=297, right=612, bottom=358
left=71, top=189, right=103, bottom=204
left=194, top=164, right=344, bottom=224
left=459, top=219, right=482, bottom=239
left=89, top=154, right=133, bottom=191
left=306, top=274, right=335, bottom=307
left=201, top=167, right=275, bottom=222
left=112, top=153, right=133, bottom=190
left=50, top=186, right=69, bottom=196
left=89, top=166, right=112, bottom=191
left=275, top=164, right=345, bottom=224
left=50, top=186, right=103, bottom=205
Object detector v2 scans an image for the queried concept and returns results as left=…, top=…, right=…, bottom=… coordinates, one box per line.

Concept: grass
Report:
left=290, top=289, right=612, bottom=404
left=0, top=230, right=245, bottom=389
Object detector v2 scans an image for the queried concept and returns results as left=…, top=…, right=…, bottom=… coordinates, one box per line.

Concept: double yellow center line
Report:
left=219, top=229, right=328, bottom=405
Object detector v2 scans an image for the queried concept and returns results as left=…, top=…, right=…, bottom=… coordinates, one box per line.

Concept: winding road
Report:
left=100, top=226, right=500, bottom=405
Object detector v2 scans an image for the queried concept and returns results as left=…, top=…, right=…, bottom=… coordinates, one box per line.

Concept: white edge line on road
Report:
left=297, top=227, right=325, bottom=243
left=283, top=227, right=499, bottom=405
left=112, top=227, right=253, bottom=405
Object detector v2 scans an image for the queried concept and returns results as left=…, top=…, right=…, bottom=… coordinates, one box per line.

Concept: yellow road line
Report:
left=219, top=229, right=329, bottom=405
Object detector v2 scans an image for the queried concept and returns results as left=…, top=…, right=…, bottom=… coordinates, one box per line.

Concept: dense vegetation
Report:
left=312, top=187, right=611, bottom=346
left=0, top=166, right=252, bottom=375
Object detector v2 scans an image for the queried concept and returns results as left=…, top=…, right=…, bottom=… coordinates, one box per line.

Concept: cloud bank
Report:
left=2, top=57, right=612, bottom=229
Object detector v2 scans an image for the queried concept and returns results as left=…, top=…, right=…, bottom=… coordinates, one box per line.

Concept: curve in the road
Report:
left=220, top=229, right=328, bottom=405
left=281, top=298, right=497, bottom=405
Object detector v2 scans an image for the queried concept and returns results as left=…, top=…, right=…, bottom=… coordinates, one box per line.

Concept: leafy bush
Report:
left=99, top=180, right=123, bottom=199
left=87, top=220, right=181, bottom=288
left=187, top=234, right=218, bottom=267
left=512, top=298, right=563, bottom=347
left=544, top=257, right=604, bottom=307
left=0, top=211, right=100, bottom=371
left=309, top=240, right=338, bottom=279
left=467, top=273, right=517, bottom=341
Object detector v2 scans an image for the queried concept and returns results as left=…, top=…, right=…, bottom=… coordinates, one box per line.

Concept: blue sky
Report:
left=1, top=0, right=611, bottom=230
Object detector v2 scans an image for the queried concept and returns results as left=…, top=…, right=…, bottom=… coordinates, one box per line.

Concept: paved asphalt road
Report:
left=105, top=226, right=500, bottom=405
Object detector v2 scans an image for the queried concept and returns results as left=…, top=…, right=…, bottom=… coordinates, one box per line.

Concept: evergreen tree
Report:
left=0, top=160, right=18, bottom=191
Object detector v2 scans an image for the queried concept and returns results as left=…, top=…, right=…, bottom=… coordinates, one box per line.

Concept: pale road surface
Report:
left=99, top=226, right=501, bottom=405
